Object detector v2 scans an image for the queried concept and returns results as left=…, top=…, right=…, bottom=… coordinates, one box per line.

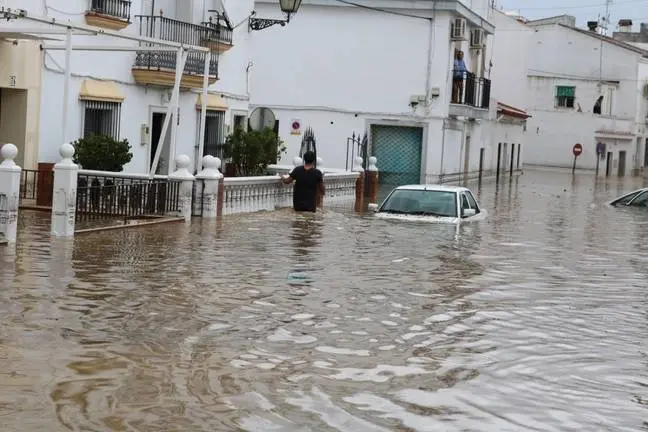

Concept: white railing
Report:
left=221, top=171, right=359, bottom=215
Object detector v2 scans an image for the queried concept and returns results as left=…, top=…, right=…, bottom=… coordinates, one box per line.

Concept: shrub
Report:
left=72, top=134, right=133, bottom=172
left=223, top=127, right=286, bottom=176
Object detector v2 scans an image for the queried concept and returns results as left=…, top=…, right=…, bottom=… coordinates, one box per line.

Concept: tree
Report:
left=223, top=127, right=286, bottom=176
left=72, top=135, right=133, bottom=172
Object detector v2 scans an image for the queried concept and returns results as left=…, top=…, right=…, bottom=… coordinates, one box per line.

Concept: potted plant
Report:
left=72, top=134, right=133, bottom=172
left=222, top=127, right=286, bottom=176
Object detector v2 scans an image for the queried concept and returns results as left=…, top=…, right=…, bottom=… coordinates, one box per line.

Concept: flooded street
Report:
left=1, top=168, right=648, bottom=431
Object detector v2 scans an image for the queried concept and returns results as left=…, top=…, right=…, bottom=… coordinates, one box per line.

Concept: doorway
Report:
left=644, top=138, right=648, bottom=167
left=509, top=144, right=515, bottom=175
left=516, top=144, right=521, bottom=169
left=618, top=150, right=626, bottom=177
left=496, top=142, right=502, bottom=179
left=605, top=151, right=613, bottom=176
left=150, top=112, right=171, bottom=175
left=0, top=87, right=28, bottom=167
left=371, top=124, right=423, bottom=186
left=478, top=147, right=485, bottom=178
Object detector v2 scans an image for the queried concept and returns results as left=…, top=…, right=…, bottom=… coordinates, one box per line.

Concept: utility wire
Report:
left=332, top=0, right=432, bottom=20
left=507, top=0, right=648, bottom=10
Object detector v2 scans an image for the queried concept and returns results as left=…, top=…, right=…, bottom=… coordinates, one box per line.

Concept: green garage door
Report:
left=371, top=125, right=423, bottom=186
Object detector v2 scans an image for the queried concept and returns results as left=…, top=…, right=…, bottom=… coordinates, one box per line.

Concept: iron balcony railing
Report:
left=201, top=17, right=233, bottom=45
left=89, top=0, right=131, bottom=21
left=134, top=15, right=219, bottom=78
left=451, top=70, right=491, bottom=109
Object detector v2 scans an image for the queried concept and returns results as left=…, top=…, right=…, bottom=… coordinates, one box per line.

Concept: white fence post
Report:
left=0, top=144, right=21, bottom=244
left=195, top=155, right=223, bottom=219
left=51, top=143, right=78, bottom=238
left=169, top=154, right=195, bottom=222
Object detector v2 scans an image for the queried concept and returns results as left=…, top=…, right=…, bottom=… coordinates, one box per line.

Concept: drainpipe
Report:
left=424, top=2, right=436, bottom=113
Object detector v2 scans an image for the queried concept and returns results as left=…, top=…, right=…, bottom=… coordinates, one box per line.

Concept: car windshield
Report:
left=612, top=190, right=646, bottom=206
left=380, top=189, right=457, bottom=217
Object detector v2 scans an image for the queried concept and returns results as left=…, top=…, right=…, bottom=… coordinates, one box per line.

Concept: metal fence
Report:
left=452, top=70, right=491, bottom=109
left=345, top=132, right=367, bottom=171
left=202, top=16, right=233, bottom=45
left=90, top=0, right=131, bottom=21
left=76, top=175, right=181, bottom=220
left=134, top=15, right=219, bottom=77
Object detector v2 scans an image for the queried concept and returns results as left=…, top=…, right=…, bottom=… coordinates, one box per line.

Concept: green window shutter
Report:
left=556, top=86, right=575, bottom=97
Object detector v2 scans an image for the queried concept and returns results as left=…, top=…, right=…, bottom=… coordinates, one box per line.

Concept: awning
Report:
left=196, top=93, right=228, bottom=111
left=497, top=102, right=531, bottom=119
left=78, top=79, right=125, bottom=103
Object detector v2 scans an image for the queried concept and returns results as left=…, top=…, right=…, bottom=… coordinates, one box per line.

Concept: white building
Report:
left=0, top=0, right=254, bottom=174
left=250, top=0, right=528, bottom=185
left=523, top=15, right=648, bottom=176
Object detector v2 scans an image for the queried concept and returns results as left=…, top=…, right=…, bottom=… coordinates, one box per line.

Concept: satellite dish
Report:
left=248, top=107, right=276, bottom=131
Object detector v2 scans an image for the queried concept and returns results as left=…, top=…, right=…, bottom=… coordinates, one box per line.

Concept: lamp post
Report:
left=249, top=0, right=302, bottom=31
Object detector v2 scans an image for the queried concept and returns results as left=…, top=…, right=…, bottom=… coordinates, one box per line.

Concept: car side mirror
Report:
left=368, top=203, right=379, bottom=212
left=462, top=208, right=476, bottom=217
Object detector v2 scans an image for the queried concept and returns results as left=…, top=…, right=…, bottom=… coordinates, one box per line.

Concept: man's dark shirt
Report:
left=289, top=165, right=323, bottom=212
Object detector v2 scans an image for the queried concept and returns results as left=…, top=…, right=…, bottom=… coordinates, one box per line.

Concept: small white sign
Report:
left=8, top=75, right=16, bottom=87
left=290, top=119, right=302, bottom=135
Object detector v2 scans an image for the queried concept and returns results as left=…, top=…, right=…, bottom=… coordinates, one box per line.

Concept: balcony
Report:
left=132, top=15, right=219, bottom=90
left=450, top=71, right=491, bottom=119
left=85, top=0, right=131, bottom=31
left=200, top=17, right=234, bottom=53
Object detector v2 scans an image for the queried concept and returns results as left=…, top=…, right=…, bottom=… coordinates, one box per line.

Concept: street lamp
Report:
left=249, top=0, right=302, bottom=31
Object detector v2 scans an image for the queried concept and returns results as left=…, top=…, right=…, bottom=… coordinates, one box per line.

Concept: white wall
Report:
left=7, top=0, right=252, bottom=172
left=528, top=25, right=640, bottom=117
left=523, top=23, right=645, bottom=170
left=489, top=10, right=531, bottom=110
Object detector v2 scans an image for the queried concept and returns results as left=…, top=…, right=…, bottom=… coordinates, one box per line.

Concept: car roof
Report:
left=393, top=184, right=469, bottom=193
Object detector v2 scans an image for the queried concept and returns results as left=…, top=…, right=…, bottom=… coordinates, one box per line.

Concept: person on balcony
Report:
left=452, top=50, right=468, bottom=103
left=281, top=151, right=325, bottom=213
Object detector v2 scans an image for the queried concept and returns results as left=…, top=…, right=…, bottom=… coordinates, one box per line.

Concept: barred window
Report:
left=83, top=100, right=121, bottom=139
left=201, top=110, right=226, bottom=159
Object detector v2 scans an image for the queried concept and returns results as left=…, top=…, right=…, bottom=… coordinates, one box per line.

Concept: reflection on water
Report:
left=1, top=169, right=648, bottom=431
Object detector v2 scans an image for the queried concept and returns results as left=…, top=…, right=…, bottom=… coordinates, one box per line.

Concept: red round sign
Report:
left=573, top=143, right=583, bottom=156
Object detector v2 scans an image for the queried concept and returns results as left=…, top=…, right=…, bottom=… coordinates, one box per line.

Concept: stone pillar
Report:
left=51, top=143, right=78, bottom=238
left=353, top=156, right=365, bottom=212
left=169, top=154, right=195, bottom=222
left=195, top=155, right=223, bottom=219
left=0, top=144, right=21, bottom=244
left=366, top=156, right=379, bottom=204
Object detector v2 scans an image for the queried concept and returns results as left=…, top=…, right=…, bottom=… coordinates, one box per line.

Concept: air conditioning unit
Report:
left=450, top=18, right=467, bottom=40
left=470, top=28, right=485, bottom=48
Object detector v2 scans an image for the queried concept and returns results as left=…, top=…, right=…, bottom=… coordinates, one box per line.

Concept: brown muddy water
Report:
left=1, top=168, right=648, bottom=431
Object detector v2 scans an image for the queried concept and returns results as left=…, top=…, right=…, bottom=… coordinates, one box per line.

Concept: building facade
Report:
left=0, top=0, right=253, bottom=173
left=523, top=15, right=648, bottom=176
left=250, top=0, right=506, bottom=185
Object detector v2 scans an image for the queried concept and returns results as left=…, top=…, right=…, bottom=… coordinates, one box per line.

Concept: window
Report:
left=461, top=194, right=470, bottom=210
left=83, top=100, right=121, bottom=139
left=233, top=114, right=246, bottom=131
left=466, top=191, right=480, bottom=213
left=629, top=191, right=648, bottom=207
left=556, top=86, right=575, bottom=108
left=202, top=110, right=226, bottom=159
left=379, top=189, right=457, bottom=217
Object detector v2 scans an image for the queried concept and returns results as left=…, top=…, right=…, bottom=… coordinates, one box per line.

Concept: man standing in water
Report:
left=281, top=151, right=325, bottom=212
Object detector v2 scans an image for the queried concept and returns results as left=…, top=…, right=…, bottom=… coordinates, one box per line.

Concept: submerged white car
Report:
left=369, top=184, right=487, bottom=223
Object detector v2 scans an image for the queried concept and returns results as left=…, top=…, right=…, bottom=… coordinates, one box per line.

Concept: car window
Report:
left=461, top=194, right=471, bottom=210
left=629, top=191, right=648, bottom=207
left=380, top=189, right=457, bottom=217
left=466, top=191, right=480, bottom=213
left=612, top=190, right=643, bottom=206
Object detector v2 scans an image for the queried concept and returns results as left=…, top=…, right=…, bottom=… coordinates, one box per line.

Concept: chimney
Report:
left=587, top=21, right=599, bottom=32
left=618, top=19, right=632, bottom=32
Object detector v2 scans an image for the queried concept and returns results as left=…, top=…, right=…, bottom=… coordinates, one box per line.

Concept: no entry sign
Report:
left=573, top=143, right=583, bottom=157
